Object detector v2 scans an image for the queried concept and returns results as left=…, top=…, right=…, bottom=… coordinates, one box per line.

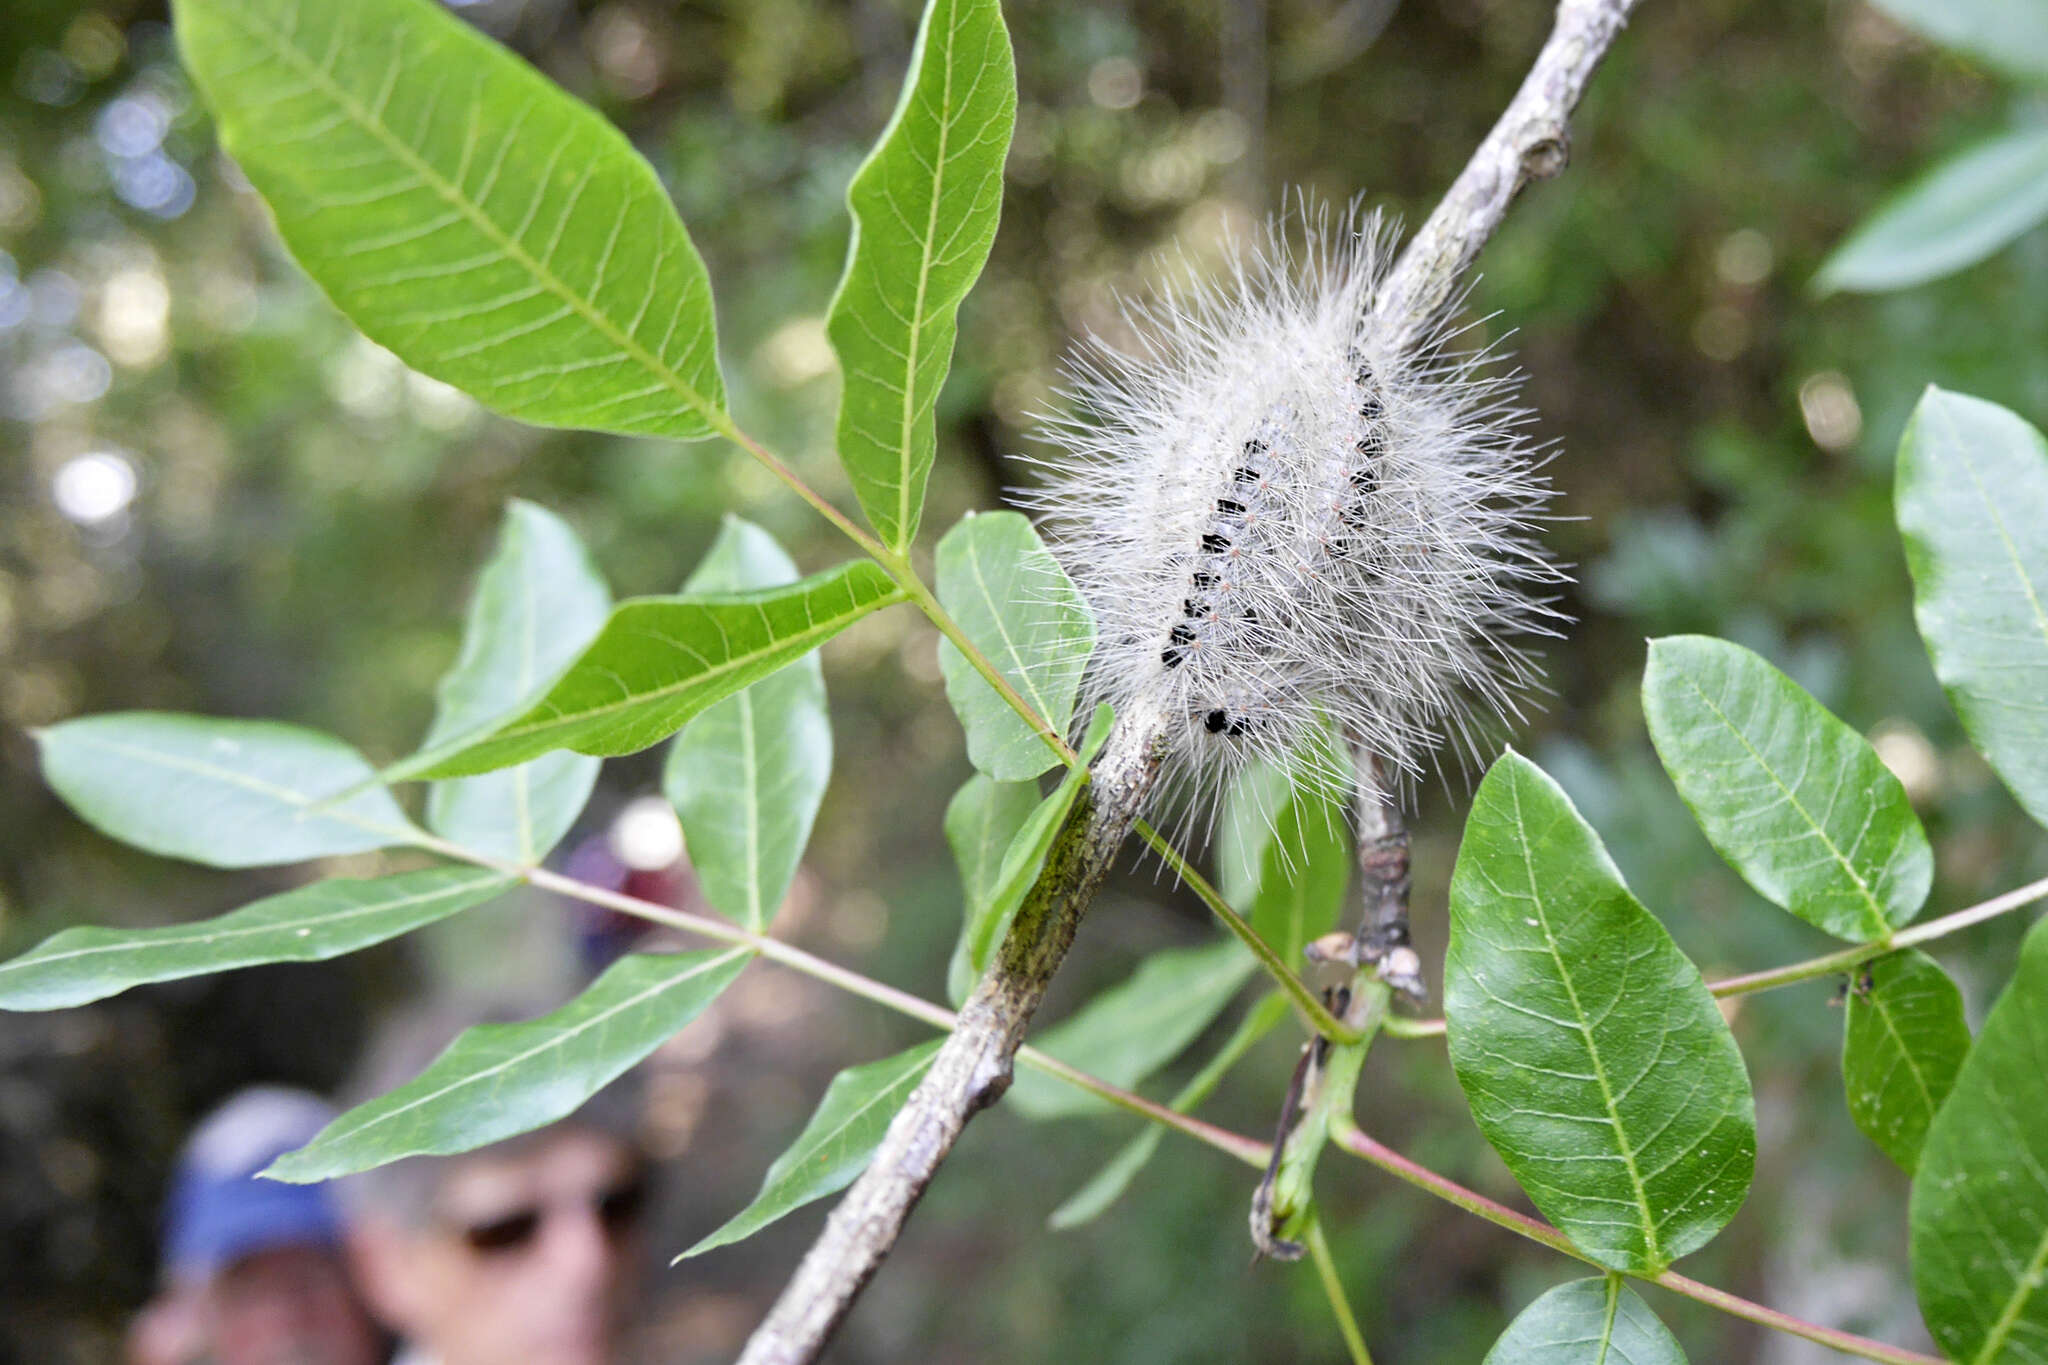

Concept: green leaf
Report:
left=1247, top=792, right=1348, bottom=965
left=173, top=0, right=725, bottom=438
left=268, top=946, right=750, bottom=1182
left=1483, top=1276, right=1688, bottom=1365
left=1898, top=387, right=2048, bottom=829
left=0, top=867, right=510, bottom=1011
left=1046, top=990, right=1289, bottom=1230
left=942, top=773, right=1042, bottom=1005
left=1816, top=127, right=2048, bottom=295
left=1216, top=752, right=1296, bottom=907
left=947, top=767, right=1082, bottom=1006
left=1445, top=750, right=1755, bottom=1274
left=935, top=511, right=1094, bottom=782
left=944, top=706, right=1111, bottom=1004
left=664, top=520, right=832, bottom=931
left=1048, top=1125, right=1165, bottom=1232
left=828, top=0, right=1016, bottom=550
left=394, top=562, right=904, bottom=780
left=1843, top=949, right=1971, bottom=1174
left=1869, top=0, right=2048, bottom=84
left=1008, top=940, right=1255, bottom=1120
left=426, top=501, right=611, bottom=863
left=1911, top=916, right=2048, bottom=1362
left=678, top=1039, right=941, bottom=1259
left=1218, top=737, right=1352, bottom=962
left=38, top=714, right=420, bottom=867
left=1642, top=635, right=1932, bottom=941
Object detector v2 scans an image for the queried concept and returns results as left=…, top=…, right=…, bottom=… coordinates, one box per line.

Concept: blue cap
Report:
left=162, top=1086, right=343, bottom=1283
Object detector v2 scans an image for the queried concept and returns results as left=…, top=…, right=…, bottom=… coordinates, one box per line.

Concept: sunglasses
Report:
left=448, top=1174, right=649, bottom=1257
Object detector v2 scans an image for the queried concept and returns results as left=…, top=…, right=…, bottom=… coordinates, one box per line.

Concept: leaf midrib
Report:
left=782, top=1051, right=933, bottom=1177
left=737, top=689, right=763, bottom=929
left=1676, top=670, right=1893, bottom=940
left=1861, top=974, right=1942, bottom=1126
left=219, top=0, right=725, bottom=435
left=962, top=530, right=1059, bottom=726
left=1508, top=768, right=1665, bottom=1267
left=1596, top=1274, right=1622, bottom=1365
left=292, top=946, right=751, bottom=1161
left=1931, top=398, right=2048, bottom=665
left=0, top=872, right=501, bottom=974
left=894, top=0, right=958, bottom=550
left=1973, top=1217, right=2048, bottom=1364
left=458, top=581, right=904, bottom=754
left=65, top=731, right=418, bottom=842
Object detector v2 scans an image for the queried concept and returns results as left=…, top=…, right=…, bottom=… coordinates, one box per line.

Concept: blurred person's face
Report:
left=203, top=1244, right=384, bottom=1365
left=349, top=1128, right=645, bottom=1365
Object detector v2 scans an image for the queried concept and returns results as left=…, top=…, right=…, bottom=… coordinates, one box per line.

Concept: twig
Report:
left=1330, top=1123, right=1946, bottom=1365
left=1369, top=869, right=2048, bottom=1040
left=1252, top=974, right=1390, bottom=1258
left=1309, top=750, right=1424, bottom=999
left=737, top=0, right=1643, bottom=1356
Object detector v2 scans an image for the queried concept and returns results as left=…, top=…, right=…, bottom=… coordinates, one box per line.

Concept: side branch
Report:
left=738, top=0, right=1642, bottom=1356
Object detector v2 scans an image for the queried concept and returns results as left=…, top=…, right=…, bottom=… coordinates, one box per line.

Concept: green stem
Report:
left=1328, top=1123, right=1946, bottom=1365
left=886, top=560, right=1078, bottom=767
left=1134, top=820, right=1365, bottom=1044
left=1258, top=977, right=1389, bottom=1252
left=721, top=416, right=1075, bottom=772
left=1383, top=869, right=2048, bottom=1041
left=1718, top=870, right=2048, bottom=996
left=713, top=418, right=897, bottom=568
left=1307, top=1217, right=1375, bottom=1365
left=415, top=831, right=1269, bottom=1166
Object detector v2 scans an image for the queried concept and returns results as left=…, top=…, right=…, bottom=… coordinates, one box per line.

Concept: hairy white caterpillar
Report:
left=1023, top=200, right=1566, bottom=830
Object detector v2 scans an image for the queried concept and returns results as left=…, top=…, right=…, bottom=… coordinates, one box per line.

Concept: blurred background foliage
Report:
left=3, top=0, right=2047, bottom=1360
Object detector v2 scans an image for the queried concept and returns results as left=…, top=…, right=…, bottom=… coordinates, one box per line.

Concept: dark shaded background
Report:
left=4, top=0, right=2046, bottom=1360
